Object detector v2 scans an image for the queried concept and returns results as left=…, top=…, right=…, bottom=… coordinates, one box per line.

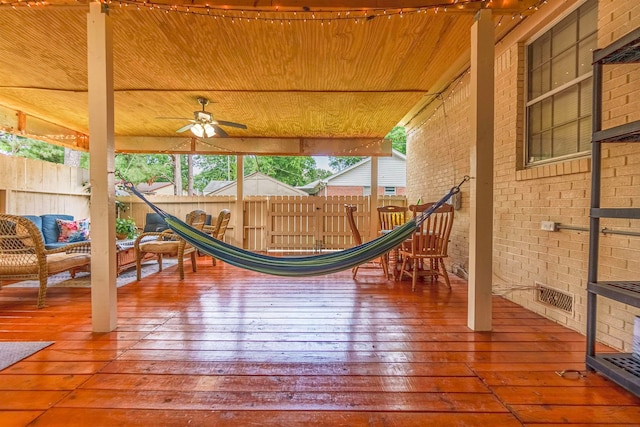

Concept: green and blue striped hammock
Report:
left=127, top=177, right=468, bottom=277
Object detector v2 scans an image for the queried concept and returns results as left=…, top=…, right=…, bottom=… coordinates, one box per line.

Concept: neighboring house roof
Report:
left=206, top=172, right=308, bottom=196
left=135, top=182, right=175, bottom=195
left=298, top=150, right=406, bottom=193
left=203, top=180, right=234, bottom=194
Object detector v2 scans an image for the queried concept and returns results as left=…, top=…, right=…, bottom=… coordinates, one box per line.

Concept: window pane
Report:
left=541, top=98, right=552, bottom=130
left=529, top=102, right=541, bottom=133
left=553, top=123, right=578, bottom=157
left=528, top=133, right=541, bottom=163
left=542, top=131, right=552, bottom=159
left=531, top=33, right=551, bottom=66
left=580, top=77, right=592, bottom=115
left=578, top=33, right=596, bottom=77
left=529, top=63, right=552, bottom=100
left=553, top=86, right=579, bottom=125
left=579, top=1, right=598, bottom=39
left=552, top=18, right=577, bottom=56
left=552, top=48, right=577, bottom=88
left=578, top=117, right=592, bottom=152
left=529, top=66, right=542, bottom=100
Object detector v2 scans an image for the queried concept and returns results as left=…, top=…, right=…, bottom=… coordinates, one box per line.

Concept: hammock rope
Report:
left=126, top=176, right=469, bottom=276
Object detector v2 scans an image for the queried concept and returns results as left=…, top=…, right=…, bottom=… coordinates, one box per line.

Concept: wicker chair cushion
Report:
left=139, top=240, right=182, bottom=256
left=0, top=252, right=90, bottom=277
left=46, top=252, right=91, bottom=275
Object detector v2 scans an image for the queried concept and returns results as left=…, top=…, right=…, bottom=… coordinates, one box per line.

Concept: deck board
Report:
left=1, top=259, right=639, bottom=426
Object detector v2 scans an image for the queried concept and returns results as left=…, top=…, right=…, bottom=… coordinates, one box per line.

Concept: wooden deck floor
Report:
left=1, top=259, right=639, bottom=426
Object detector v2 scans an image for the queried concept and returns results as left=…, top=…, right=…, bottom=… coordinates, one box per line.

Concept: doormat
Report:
left=0, top=341, right=53, bottom=371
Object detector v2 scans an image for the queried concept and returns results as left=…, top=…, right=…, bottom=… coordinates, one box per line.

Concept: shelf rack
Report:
left=586, top=26, right=640, bottom=397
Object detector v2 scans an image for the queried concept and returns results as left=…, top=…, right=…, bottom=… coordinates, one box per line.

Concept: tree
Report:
left=329, top=156, right=362, bottom=171
left=192, top=155, right=236, bottom=193
left=173, top=154, right=182, bottom=195
left=0, top=132, right=65, bottom=163
left=328, top=126, right=406, bottom=172
left=114, top=154, right=174, bottom=185
left=245, top=156, right=328, bottom=187
left=387, top=126, right=407, bottom=154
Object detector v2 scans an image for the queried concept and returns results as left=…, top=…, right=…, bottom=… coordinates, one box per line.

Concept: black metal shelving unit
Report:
left=586, top=27, right=640, bottom=397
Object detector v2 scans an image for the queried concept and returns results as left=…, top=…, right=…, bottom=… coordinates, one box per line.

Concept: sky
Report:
left=313, top=156, right=332, bottom=171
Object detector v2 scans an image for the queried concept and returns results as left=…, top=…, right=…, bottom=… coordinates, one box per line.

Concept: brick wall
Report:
left=405, top=0, right=640, bottom=351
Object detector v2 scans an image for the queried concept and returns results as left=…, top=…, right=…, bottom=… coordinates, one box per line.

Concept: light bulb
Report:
left=191, top=123, right=204, bottom=138
left=204, top=123, right=216, bottom=138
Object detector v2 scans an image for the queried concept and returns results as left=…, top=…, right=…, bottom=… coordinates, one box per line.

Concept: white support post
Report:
left=468, top=9, right=494, bottom=331
left=369, top=156, right=379, bottom=240
left=235, top=155, right=244, bottom=248
left=87, top=1, right=117, bottom=332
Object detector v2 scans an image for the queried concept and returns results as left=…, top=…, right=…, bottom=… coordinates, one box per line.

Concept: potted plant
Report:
left=116, top=217, right=137, bottom=240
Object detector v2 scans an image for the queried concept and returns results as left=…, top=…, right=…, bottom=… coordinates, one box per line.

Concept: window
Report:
left=526, top=0, right=596, bottom=166
left=363, top=186, right=371, bottom=196
left=384, top=186, right=397, bottom=196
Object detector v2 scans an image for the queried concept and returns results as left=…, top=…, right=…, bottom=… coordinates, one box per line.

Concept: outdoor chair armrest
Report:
left=133, top=232, right=165, bottom=247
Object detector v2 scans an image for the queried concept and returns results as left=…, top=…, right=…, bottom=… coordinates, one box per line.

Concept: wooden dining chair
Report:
left=398, top=203, right=454, bottom=291
left=377, top=205, right=408, bottom=232
left=377, top=205, right=407, bottom=277
left=345, top=204, right=389, bottom=280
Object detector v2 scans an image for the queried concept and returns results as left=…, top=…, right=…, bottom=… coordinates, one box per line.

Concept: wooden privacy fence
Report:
left=0, top=155, right=90, bottom=218
left=118, top=195, right=407, bottom=253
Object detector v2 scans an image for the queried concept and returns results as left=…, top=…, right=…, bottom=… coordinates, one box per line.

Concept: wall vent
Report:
left=535, top=282, right=574, bottom=315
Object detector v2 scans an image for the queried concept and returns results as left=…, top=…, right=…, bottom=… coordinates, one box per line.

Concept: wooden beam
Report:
left=39, top=0, right=537, bottom=14
left=0, top=104, right=90, bottom=152
left=115, top=137, right=392, bottom=156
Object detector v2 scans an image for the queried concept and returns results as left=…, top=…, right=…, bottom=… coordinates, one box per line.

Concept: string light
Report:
left=0, top=0, right=549, bottom=23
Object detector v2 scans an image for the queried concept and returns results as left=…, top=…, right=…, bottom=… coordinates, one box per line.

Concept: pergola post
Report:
left=468, top=8, right=494, bottom=331
left=235, top=155, right=244, bottom=247
left=369, top=156, right=379, bottom=240
left=87, top=1, right=117, bottom=331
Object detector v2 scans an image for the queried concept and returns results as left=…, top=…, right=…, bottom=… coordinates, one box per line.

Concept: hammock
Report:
left=127, top=177, right=469, bottom=277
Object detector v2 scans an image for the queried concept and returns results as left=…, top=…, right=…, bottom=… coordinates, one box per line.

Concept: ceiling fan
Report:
left=172, top=97, right=247, bottom=138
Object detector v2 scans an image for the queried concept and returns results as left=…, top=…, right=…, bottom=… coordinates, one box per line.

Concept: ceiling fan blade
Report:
left=216, top=120, right=247, bottom=129
left=176, top=123, right=194, bottom=133
left=213, top=125, right=229, bottom=138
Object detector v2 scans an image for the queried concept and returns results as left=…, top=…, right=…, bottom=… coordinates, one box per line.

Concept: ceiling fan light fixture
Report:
left=191, top=123, right=205, bottom=138
left=204, top=123, right=216, bottom=137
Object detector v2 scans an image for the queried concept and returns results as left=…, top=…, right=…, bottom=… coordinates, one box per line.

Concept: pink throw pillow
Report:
left=57, top=218, right=90, bottom=242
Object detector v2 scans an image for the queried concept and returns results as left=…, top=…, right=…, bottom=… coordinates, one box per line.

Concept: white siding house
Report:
left=206, top=172, right=308, bottom=196
left=300, top=149, right=406, bottom=196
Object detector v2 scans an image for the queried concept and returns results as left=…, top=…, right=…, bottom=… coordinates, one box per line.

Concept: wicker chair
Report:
left=134, top=210, right=207, bottom=280
left=0, top=214, right=91, bottom=308
left=201, top=209, right=231, bottom=266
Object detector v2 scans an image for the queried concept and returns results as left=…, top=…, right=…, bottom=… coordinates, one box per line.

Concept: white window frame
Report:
left=524, top=0, right=596, bottom=167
